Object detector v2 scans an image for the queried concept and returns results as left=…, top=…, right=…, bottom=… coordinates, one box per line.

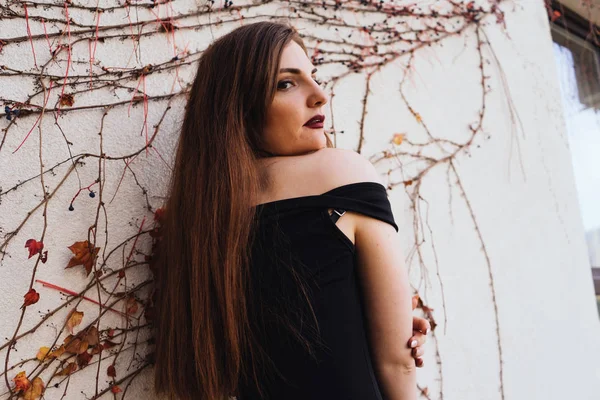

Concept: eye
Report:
left=277, top=80, right=294, bottom=90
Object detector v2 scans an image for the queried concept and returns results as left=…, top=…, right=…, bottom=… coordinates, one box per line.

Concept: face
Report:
left=261, top=41, right=329, bottom=157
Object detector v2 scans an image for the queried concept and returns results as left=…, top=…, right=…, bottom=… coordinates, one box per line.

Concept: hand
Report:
left=408, top=295, right=430, bottom=368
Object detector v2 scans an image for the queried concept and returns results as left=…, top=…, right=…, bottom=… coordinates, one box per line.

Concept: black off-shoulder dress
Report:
left=237, top=182, right=399, bottom=400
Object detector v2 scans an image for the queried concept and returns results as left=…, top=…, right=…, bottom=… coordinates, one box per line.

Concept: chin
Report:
left=285, top=136, right=327, bottom=156
left=311, top=139, right=327, bottom=152
left=319, top=136, right=328, bottom=149
left=294, top=144, right=324, bottom=156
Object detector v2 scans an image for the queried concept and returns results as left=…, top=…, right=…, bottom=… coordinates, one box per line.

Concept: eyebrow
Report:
left=279, top=67, right=318, bottom=75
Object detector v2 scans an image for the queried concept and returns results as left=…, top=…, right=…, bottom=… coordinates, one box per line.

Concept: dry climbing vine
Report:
left=1, top=0, right=587, bottom=398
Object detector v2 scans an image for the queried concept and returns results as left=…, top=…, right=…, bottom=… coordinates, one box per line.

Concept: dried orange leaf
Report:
left=48, top=345, right=65, bottom=358
left=36, top=347, right=50, bottom=362
left=66, top=241, right=100, bottom=276
left=66, top=309, right=84, bottom=334
left=82, top=325, right=99, bottom=346
left=13, top=371, right=30, bottom=393
left=63, top=335, right=89, bottom=354
left=111, top=385, right=122, bottom=394
left=415, top=113, right=422, bottom=123
left=56, top=362, right=77, bottom=376
left=23, top=377, right=44, bottom=400
left=59, top=93, right=74, bottom=107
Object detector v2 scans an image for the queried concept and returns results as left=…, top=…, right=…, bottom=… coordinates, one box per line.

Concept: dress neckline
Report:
left=253, top=181, right=386, bottom=208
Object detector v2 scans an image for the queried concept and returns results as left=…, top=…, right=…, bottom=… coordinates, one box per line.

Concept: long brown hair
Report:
left=152, top=21, right=333, bottom=400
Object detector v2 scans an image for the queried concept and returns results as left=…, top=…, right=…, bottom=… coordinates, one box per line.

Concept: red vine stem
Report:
left=69, top=180, right=98, bottom=207
left=89, top=4, right=101, bottom=90
left=34, top=279, right=128, bottom=319
left=41, top=18, right=52, bottom=55
left=142, top=74, right=149, bottom=156
left=23, top=3, right=37, bottom=68
left=109, top=155, right=139, bottom=204
left=58, top=1, right=73, bottom=110
left=12, top=80, right=54, bottom=153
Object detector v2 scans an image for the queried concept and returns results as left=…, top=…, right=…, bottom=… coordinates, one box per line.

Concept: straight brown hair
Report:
left=152, top=21, right=333, bottom=400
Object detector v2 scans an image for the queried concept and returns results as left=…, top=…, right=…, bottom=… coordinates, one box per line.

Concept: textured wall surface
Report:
left=1, top=0, right=599, bottom=399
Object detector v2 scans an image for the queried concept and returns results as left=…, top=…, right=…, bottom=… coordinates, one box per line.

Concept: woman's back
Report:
left=238, top=148, right=414, bottom=399
left=153, top=22, right=417, bottom=400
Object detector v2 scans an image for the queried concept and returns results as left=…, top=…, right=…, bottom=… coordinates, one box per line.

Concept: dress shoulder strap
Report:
left=256, top=182, right=399, bottom=232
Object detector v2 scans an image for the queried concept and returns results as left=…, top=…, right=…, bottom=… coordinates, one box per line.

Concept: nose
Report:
left=308, top=82, right=328, bottom=108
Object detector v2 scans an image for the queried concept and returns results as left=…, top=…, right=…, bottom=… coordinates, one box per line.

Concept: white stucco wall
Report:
left=1, top=0, right=598, bottom=399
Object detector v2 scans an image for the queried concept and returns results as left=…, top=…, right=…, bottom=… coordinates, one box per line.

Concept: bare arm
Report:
left=354, top=213, right=416, bottom=400
left=309, top=147, right=417, bottom=398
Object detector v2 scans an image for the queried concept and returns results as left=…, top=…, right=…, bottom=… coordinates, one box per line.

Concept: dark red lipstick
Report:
left=304, top=114, right=325, bottom=129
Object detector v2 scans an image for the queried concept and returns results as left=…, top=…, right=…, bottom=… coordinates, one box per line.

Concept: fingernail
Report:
left=411, top=340, right=418, bottom=348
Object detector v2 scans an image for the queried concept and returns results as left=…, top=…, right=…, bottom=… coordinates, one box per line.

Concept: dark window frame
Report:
left=548, top=0, right=600, bottom=49
left=548, top=1, right=600, bottom=295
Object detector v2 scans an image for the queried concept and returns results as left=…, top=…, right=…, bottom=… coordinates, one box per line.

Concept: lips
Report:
left=304, top=114, right=325, bottom=126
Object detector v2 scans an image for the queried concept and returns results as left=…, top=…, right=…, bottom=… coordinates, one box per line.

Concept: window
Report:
left=549, top=3, right=600, bottom=315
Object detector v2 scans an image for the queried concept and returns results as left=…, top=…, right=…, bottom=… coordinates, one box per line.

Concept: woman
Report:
left=152, top=21, right=429, bottom=400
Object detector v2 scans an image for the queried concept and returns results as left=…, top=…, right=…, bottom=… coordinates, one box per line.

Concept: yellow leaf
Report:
left=48, top=345, right=65, bottom=358
left=392, top=133, right=405, bottom=145
left=415, top=113, right=422, bottom=123
left=66, top=309, right=84, bottom=334
left=36, top=347, right=50, bottom=362
left=23, top=377, right=44, bottom=400
left=56, top=362, right=77, bottom=376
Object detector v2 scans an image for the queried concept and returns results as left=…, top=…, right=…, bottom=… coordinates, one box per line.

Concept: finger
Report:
left=408, top=332, right=427, bottom=348
left=412, top=347, right=425, bottom=358
left=416, top=358, right=424, bottom=368
left=412, top=316, right=431, bottom=335
left=408, top=336, right=419, bottom=349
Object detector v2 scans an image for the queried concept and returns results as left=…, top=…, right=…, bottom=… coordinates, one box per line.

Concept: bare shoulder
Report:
left=257, top=148, right=383, bottom=204
left=306, top=148, right=383, bottom=191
